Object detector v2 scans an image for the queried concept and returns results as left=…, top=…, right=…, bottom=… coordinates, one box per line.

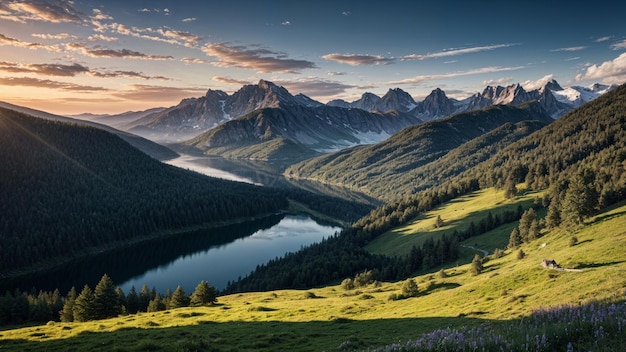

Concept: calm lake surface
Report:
left=118, top=214, right=340, bottom=293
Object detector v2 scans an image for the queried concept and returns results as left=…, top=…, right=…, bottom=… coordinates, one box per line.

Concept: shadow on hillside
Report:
left=591, top=209, right=626, bottom=224
left=573, top=260, right=626, bottom=269
left=0, top=316, right=494, bottom=352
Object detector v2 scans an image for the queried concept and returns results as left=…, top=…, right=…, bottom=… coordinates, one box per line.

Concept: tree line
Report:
left=0, top=274, right=216, bottom=325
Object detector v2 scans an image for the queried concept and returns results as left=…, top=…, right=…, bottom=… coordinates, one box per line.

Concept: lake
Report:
left=2, top=214, right=340, bottom=295
left=118, top=214, right=340, bottom=293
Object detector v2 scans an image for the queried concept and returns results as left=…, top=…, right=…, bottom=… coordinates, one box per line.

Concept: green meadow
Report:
left=2, top=188, right=625, bottom=351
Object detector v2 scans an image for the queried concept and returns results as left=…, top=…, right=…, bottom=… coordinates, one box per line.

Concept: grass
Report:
left=1, top=190, right=625, bottom=351
left=366, top=187, right=542, bottom=258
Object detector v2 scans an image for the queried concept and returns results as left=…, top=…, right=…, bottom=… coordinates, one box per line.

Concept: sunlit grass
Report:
left=1, top=196, right=625, bottom=351
left=366, top=187, right=542, bottom=257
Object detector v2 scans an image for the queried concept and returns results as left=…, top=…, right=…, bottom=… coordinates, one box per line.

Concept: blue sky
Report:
left=0, top=0, right=625, bottom=114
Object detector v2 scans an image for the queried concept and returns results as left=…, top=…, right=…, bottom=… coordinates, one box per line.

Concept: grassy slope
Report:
left=1, top=189, right=625, bottom=352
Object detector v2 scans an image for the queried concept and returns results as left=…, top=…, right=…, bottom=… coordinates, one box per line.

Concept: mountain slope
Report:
left=181, top=105, right=422, bottom=162
left=126, top=80, right=324, bottom=143
left=0, top=101, right=177, bottom=161
left=0, top=107, right=288, bottom=275
left=286, top=102, right=553, bottom=201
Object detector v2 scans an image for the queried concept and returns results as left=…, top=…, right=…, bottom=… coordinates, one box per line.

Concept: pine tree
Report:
left=507, top=228, right=522, bottom=249
left=126, top=286, right=139, bottom=314
left=518, top=208, right=536, bottom=242
left=73, top=284, right=94, bottom=322
left=147, top=295, right=166, bottom=312
left=93, top=274, right=120, bottom=320
left=190, top=281, right=217, bottom=306
left=59, top=286, right=76, bottom=322
left=138, top=284, right=151, bottom=312
left=169, top=286, right=189, bottom=309
left=561, top=169, right=599, bottom=226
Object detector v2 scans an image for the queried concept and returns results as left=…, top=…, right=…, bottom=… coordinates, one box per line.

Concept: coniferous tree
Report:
left=59, top=286, right=77, bottom=322
left=138, top=284, right=151, bottom=312
left=169, top=286, right=189, bottom=309
left=126, top=286, right=139, bottom=314
left=93, top=274, right=120, bottom=320
left=508, top=228, right=522, bottom=249
left=561, top=169, right=598, bottom=226
left=147, top=295, right=166, bottom=312
left=190, top=281, right=217, bottom=306
left=73, top=284, right=94, bottom=322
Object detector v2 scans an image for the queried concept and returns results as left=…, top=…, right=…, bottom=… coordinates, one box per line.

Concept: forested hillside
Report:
left=286, top=102, right=552, bottom=201
left=228, top=84, right=626, bottom=292
left=0, top=108, right=288, bottom=274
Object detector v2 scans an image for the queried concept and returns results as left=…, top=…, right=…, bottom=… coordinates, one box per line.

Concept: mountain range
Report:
left=74, top=79, right=615, bottom=162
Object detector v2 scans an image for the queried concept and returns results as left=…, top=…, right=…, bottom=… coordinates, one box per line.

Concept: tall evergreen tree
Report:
left=190, top=281, right=217, bottom=306
left=59, top=286, right=77, bottom=322
left=138, top=284, right=151, bottom=312
left=126, top=286, right=139, bottom=314
left=508, top=228, right=522, bottom=249
left=93, top=274, right=120, bottom=320
left=562, top=170, right=598, bottom=226
left=169, top=286, right=189, bottom=309
left=73, top=284, right=94, bottom=322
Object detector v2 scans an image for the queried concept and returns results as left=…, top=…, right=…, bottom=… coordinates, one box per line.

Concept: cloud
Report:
left=91, top=8, right=112, bottom=21
left=0, top=76, right=106, bottom=91
left=88, top=34, right=118, bottom=42
left=202, top=42, right=317, bottom=73
left=321, top=53, right=395, bottom=66
left=182, top=17, right=196, bottom=22
left=342, top=11, right=351, bottom=16
left=611, top=40, right=626, bottom=50
left=0, top=61, right=89, bottom=76
left=482, top=77, right=514, bottom=87
left=595, top=36, right=612, bottom=42
left=0, top=0, right=84, bottom=24
left=0, top=33, right=61, bottom=52
left=112, top=84, right=206, bottom=102
left=520, top=74, right=555, bottom=91
left=575, top=52, right=626, bottom=84
left=182, top=57, right=210, bottom=64
left=0, top=60, right=170, bottom=80
left=327, top=71, right=347, bottom=76
left=101, top=22, right=202, bottom=47
left=212, top=76, right=251, bottom=85
left=90, top=70, right=170, bottom=80
left=273, top=78, right=359, bottom=99
left=550, top=46, right=586, bottom=52
left=281, top=20, right=291, bottom=26
left=387, top=66, right=526, bottom=85
left=402, top=44, right=516, bottom=60
left=66, top=43, right=174, bottom=60
left=32, top=33, right=78, bottom=40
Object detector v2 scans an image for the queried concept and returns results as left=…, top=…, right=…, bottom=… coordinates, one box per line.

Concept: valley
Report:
left=1, top=79, right=625, bottom=351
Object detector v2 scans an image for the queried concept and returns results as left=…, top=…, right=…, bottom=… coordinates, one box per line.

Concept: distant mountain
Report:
left=180, top=105, right=422, bottom=162
left=71, top=107, right=166, bottom=129
left=285, top=102, right=553, bottom=201
left=0, top=101, right=177, bottom=161
left=126, top=80, right=324, bottom=143
left=326, top=80, right=616, bottom=120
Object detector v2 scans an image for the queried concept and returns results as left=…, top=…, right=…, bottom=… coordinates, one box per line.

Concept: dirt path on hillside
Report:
left=462, top=245, right=489, bottom=256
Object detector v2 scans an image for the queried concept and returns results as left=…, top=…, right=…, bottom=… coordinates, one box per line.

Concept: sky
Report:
left=0, top=0, right=625, bottom=115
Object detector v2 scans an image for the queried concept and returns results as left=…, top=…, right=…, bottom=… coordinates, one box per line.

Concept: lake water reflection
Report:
left=119, top=214, right=340, bottom=293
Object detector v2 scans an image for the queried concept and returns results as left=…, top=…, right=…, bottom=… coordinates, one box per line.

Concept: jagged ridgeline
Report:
left=0, top=108, right=288, bottom=274
left=286, top=102, right=553, bottom=201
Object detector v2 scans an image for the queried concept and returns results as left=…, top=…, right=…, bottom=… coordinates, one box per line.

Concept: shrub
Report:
left=471, top=254, right=483, bottom=275
left=341, top=278, right=355, bottom=290
left=438, top=269, right=447, bottom=278
left=387, top=293, right=401, bottom=301
left=401, top=279, right=419, bottom=298
left=492, top=248, right=504, bottom=259
left=517, top=249, right=526, bottom=259
left=569, top=236, right=578, bottom=247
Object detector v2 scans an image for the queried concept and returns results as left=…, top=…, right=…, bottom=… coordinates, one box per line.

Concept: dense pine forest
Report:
left=0, top=108, right=288, bottom=273
left=226, top=83, right=626, bottom=292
